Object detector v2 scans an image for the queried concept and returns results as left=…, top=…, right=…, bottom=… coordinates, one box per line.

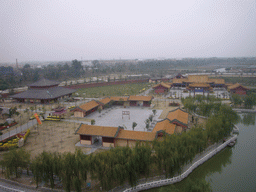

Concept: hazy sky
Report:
left=1, top=0, right=256, bottom=63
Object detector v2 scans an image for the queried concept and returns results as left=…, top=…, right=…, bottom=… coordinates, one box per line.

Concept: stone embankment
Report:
left=112, top=135, right=237, bottom=192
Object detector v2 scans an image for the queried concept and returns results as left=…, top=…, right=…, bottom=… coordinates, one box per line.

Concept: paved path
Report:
left=0, top=180, right=37, bottom=192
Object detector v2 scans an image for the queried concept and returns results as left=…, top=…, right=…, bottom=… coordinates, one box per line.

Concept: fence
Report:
left=122, top=135, right=237, bottom=192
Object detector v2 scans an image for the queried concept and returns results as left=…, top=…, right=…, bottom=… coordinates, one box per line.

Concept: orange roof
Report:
left=175, top=126, right=183, bottom=134
left=76, top=124, right=119, bottom=137
left=110, top=96, right=128, bottom=101
left=228, top=83, right=249, bottom=90
left=172, top=78, right=184, bottom=84
left=116, top=129, right=155, bottom=141
left=98, top=97, right=111, bottom=105
left=189, top=83, right=210, bottom=88
left=153, top=119, right=176, bottom=135
left=187, top=75, right=209, bottom=83
left=152, top=82, right=171, bottom=89
left=211, top=78, right=225, bottom=84
left=128, top=95, right=153, bottom=101
left=78, top=100, right=99, bottom=111
left=166, top=108, right=188, bottom=125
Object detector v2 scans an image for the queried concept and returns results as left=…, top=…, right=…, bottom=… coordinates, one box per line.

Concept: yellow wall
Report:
left=103, top=142, right=113, bottom=148
left=74, top=111, right=84, bottom=117
left=81, top=140, right=91, bottom=145
left=128, top=140, right=137, bottom=147
left=115, top=139, right=128, bottom=147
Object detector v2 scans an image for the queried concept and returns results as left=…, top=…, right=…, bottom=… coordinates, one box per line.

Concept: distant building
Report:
left=11, top=78, right=75, bottom=103
left=228, top=83, right=249, bottom=95
left=72, top=96, right=154, bottom=117
left=152, top=82, right=171, bottom=94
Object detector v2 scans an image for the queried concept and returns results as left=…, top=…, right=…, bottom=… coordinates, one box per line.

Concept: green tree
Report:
left=0, top=149, right=30, bottom=178
left=132, top=122, right=137, bottom=131
left=244, top=94, right=256, bottom=109
left=231, top=94, right=242, bottom=107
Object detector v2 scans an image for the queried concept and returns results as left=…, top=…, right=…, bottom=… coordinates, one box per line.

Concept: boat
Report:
left=228, top=140, right=236, bottom=147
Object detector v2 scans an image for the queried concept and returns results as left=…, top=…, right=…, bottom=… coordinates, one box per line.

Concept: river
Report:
left=146, top=113, right=256, bottom=192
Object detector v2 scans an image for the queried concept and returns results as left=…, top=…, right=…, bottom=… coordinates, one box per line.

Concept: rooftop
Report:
left=76, top=100, right=99, bottom=112
left=153, top=119, right=176, bottom=135
left=128, top=95, right=153, bottom=101
left=29, top=78, right=60, bottom=87
left=116, top=129, right=155, bottom=141
left=76, top=124, right=119, bottom=138
left=11, top=86, right=75, bottom=100
left=166, top=108, right=188, bottom=126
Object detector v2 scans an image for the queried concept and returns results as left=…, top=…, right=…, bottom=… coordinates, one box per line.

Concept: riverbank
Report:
left=111, top=135, right=237, bottom=192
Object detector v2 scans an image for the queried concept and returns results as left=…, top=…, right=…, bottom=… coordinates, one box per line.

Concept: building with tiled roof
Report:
left=128, top=95, right=153, bottom=107
left=172, top=75, right=226, bottom=96
left=152, top=82, right=171, bottom=94
left=76, top=124, right=120, bottom=147
left=172, top=75, right=225, bottom=88
left=72, top=100, right=99, bottom=117
left=98, top=97, right=112, bottom=108
left=115, top=129, right=155, bottom=147
left=11, top=78, right=75, bottom=104
left=76, top=109, right=189, bottom=148
left=166, top=108, right=188, bottom=129
left=29, top=78, right=60, bottom=88
left=152, top=119, right=177, bottom=135
left=228, top=83, right=249, bottom=95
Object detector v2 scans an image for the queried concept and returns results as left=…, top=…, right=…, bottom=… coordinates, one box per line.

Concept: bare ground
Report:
left=23, top=121, right=91, bottom=158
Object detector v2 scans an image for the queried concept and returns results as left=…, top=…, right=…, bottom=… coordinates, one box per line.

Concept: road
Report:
left=0, top=180, right=37, bottom=192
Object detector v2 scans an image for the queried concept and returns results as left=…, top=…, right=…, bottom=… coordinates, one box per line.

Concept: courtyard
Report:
left=85, top=107, right=163, bottom=131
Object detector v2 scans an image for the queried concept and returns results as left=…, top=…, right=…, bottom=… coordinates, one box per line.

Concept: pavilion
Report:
left=11, top=78, right=75, bottom=104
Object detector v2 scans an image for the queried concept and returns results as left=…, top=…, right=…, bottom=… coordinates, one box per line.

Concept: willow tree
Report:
left=0, top=149, right=30, bottom=179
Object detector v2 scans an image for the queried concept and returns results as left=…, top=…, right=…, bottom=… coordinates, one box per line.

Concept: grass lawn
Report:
left=75, top=82, right=151, bottom=97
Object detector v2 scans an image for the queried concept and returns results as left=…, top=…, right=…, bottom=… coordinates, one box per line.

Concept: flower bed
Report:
left=0, top=121, right=18, bottom=131
left=169, top=102, right=180, bottom=106
left=0, top=129, right=30, bottom=151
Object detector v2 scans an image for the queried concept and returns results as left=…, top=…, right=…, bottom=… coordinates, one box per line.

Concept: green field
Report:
left=75, top=82, right=151, bottom=98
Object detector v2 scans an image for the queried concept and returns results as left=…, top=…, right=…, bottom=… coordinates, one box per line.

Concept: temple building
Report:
left=11, top=78, right=75, bottom=103
left=75, top=108, right=188, bottom=148
left=228, top=83, right=249, bottom=95
left=172, top=75, right=225, bottom=88
left=73, top=96, right=154, bottom=117
left=152, top=82, right=171, bottom=94
left=72, top=100, right=100, bottom=117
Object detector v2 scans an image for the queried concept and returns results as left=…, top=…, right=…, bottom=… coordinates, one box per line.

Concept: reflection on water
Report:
left=146, top=113, right=256, bottom=192
left=241, top=113, right=255, bottom=126
left=146, top=141, right=233, bottom=192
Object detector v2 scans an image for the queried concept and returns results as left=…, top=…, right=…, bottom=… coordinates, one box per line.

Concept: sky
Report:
left=1, top=0, right=256, bottom=63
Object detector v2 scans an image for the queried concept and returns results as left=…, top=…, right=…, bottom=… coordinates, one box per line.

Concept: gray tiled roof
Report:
left=11, top=87, right=75, bottom=100
left=29, top=78, right=60, bottom=87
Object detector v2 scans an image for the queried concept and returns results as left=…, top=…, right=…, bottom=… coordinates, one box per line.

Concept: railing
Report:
left=122, top=135, right=237, bottom=192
